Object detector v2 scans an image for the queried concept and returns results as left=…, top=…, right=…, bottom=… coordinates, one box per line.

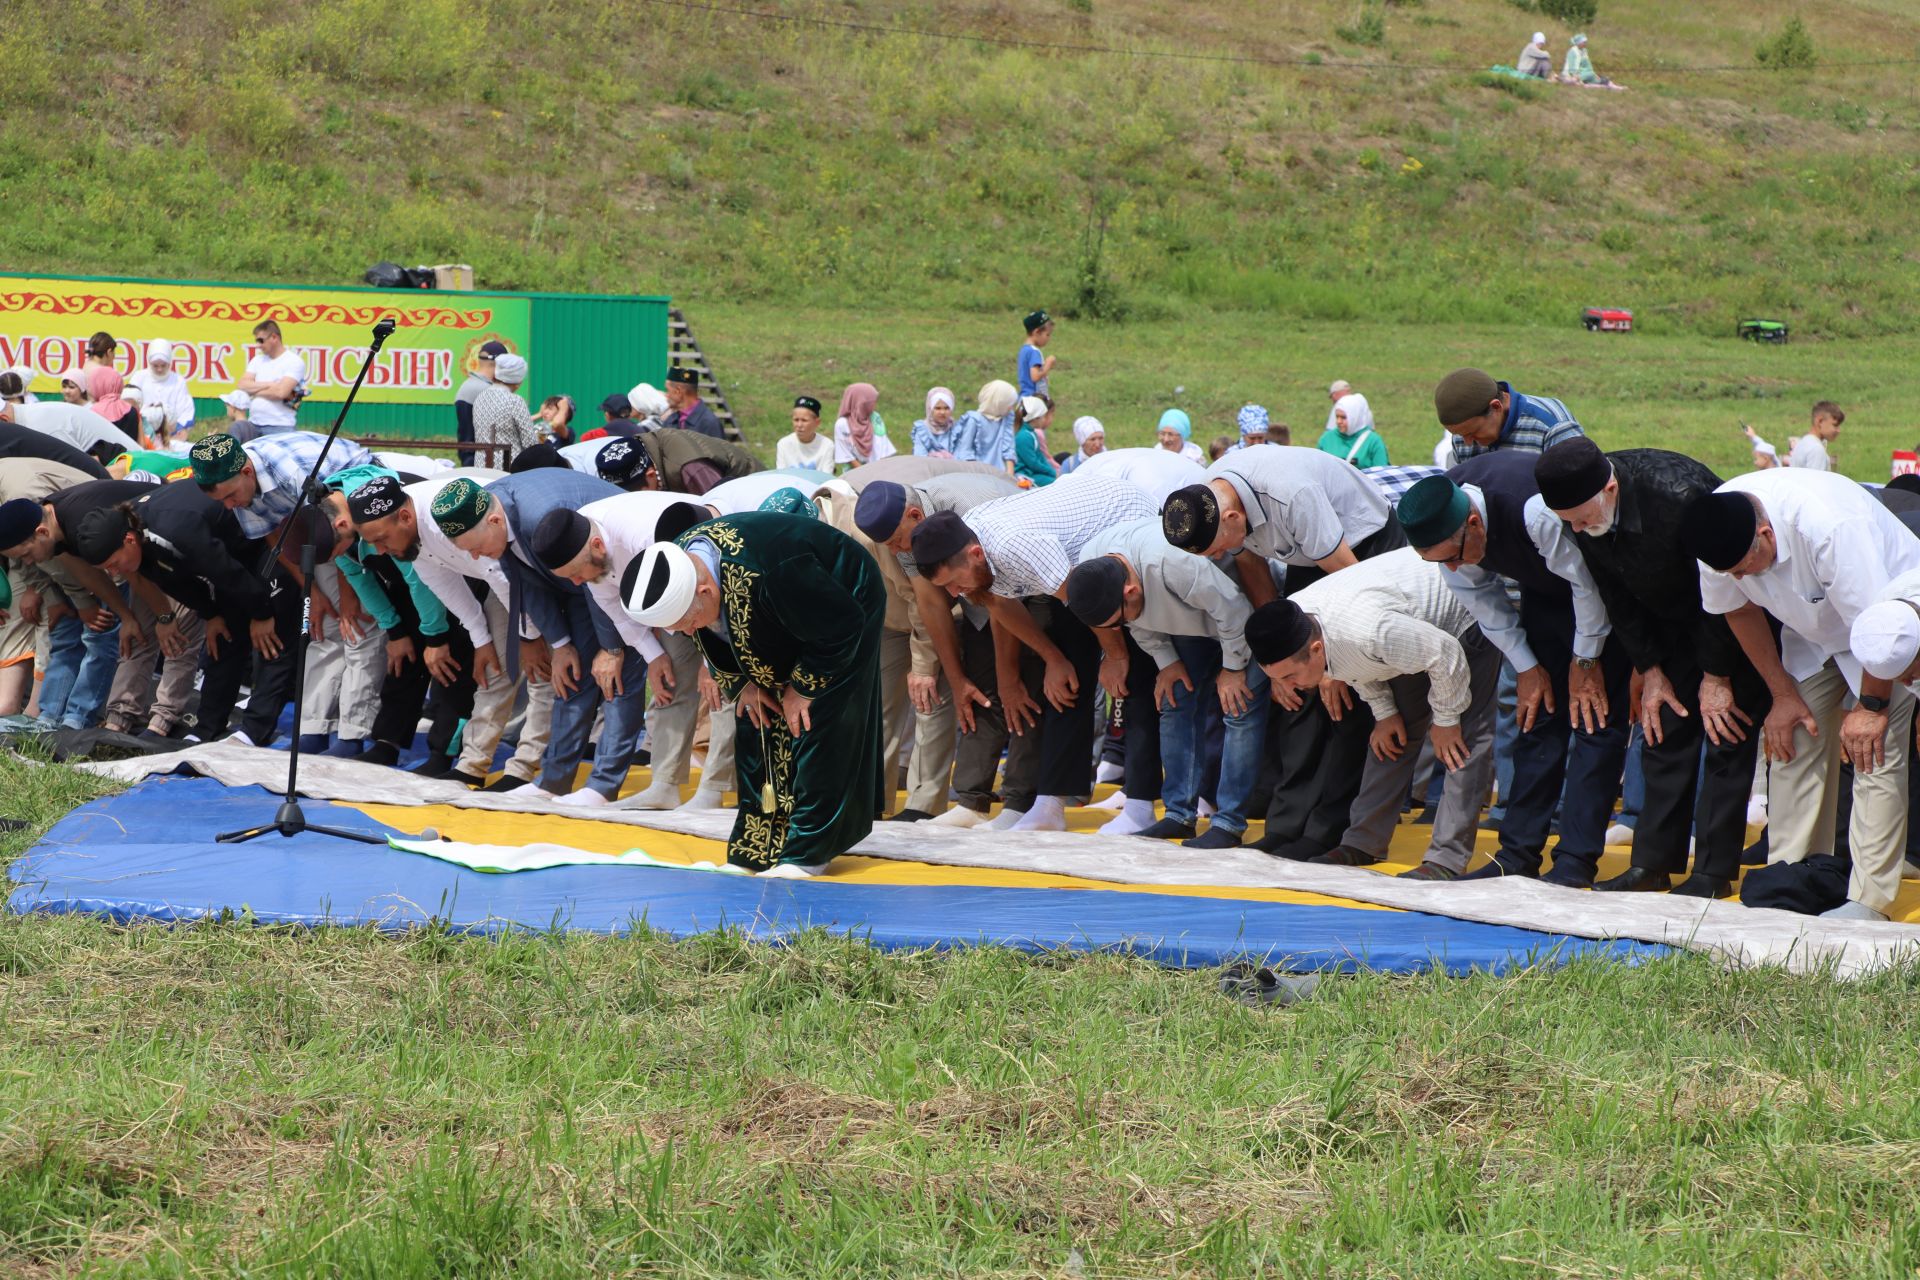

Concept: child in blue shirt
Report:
left=1017, top=309, right=1055, bottom=398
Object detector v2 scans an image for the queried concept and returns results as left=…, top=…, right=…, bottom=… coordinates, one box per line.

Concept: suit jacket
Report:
left=485, top=470, right=627, bottom=652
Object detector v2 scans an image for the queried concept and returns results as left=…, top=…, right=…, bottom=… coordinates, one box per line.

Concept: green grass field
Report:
left=8, top=0, right=1920, bottom=1272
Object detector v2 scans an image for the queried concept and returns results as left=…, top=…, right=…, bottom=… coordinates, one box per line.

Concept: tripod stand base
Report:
left=216, top=799, right=389, bottom=846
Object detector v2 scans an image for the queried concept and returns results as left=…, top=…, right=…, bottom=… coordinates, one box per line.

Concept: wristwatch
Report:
left=1859, top=693, right=1890, bottom=713
left=155, top=611, right=177, bottom=625
left=1574, top=657, right=1597, bottom=670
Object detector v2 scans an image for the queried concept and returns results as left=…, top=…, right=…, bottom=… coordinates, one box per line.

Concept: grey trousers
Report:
left=104, top=590, right=203, bottom=735
left=300, top=565, right=387, bottom=738
left=879, top=628, right=912, bottom=811
left=903, top=672, right=959, bottom=815
left=1339, top=631, right=1500, bottom=873
left=951, top=611, right=1043, bottom=812
left=641, top=630, right=736, bottom=793
left=457, top=594, right=552, bottom=779
left=1769, top=661, right=1913, bottom=914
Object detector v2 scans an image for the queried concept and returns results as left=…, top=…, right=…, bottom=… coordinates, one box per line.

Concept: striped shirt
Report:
left=1448, top=383, right=1584, bottom=462
left=1290, top=547, right=1481, bottom=726
left=1361, top=464, right=1444, bottom=507
left=234, top=431, right=374, bottom=538
left=963, top=475, right=1158, bottom=599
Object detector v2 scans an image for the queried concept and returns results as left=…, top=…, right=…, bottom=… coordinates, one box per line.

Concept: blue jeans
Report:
left=538, top=597, right=649, bottom=797
left=1488, top=660, right=1518, bottom=823
left=37, top=612, right=120, bottom=729
left=1618, top=726, right=1646, bottom=828
left=1159, top=636, right=1269, bottom=834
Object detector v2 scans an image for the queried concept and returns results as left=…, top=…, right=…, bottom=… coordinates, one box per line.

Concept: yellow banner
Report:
left=0, top=275, right=531, bottom=405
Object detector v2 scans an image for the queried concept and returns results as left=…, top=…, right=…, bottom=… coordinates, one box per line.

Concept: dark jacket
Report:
left=1567, top=448, right=1740, bottom=676
left=133, top=479, right=274, bottom=620
left=1449, top=450, right=1566, bottom=599
left=648, top=427, right=763, bottom=495
left=662, top=399, right=725, bottom=440
left=0, top=423, right=112, bottom=478
left=483, top=469, right=627, bottom=653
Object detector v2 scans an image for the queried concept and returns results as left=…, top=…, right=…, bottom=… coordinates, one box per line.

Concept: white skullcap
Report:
left=1533, top=31, right=1546, bottom=44
left=493, top=353, right=528, bottom=385
left=221, top=389, right=252, bottom=410
left=1019, top=395, right=1049, bottom=422
left=1851, top=601, right=1920, bottom=681
left=623, top=541, right=698, bottom=628
left=148, top=340, right=175, bottom=365
left=629, top=382, right=669, bottom=418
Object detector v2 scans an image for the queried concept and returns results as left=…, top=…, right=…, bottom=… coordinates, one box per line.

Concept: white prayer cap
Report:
left=1019, top=395, right=1049, bottom=422
left=1329, top=379, right=1352, bottom=396
left=220, top=389, right=252, bottom=410
left=623, top=541, right=697, bottom=628
left=629, top=382, right=669, bottom=418
left=493, top=353, right=528, bottom=385
left=148, top=340, right=175, bottom=365
left=1072, top=416, right=1104, bottom=446
left=1851, top=601, right=1920, bottom=681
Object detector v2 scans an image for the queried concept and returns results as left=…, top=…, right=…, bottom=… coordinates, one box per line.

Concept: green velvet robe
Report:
left=677, top=512, right=887, bottom=870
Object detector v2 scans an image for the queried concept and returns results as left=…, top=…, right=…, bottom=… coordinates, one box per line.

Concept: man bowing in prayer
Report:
left=620, top=511, right=887, bottom=877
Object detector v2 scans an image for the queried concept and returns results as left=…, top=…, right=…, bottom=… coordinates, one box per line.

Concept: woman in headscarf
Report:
left=912, top=386, right=961, bottom=456
left=1012, top=395, right=1060, bottom=488
left=60, top=370, right=90, bottom=406
left=1155, top=408, right=1204, bottom=463
left=1516, top=31, right=1556, bottom=80
left=628, top=382, right=670, bottom=429
left=953, top=379, right=1019, bottom=473
left=833, top=381, right=896, bottom=469
left=1562, top=34, right=1623, bottom=89
left=129, top=340, right=197, bottom=435
left=1058, top=415, right=1105, bottom=474
left=1318, top=392, right=1389, bottom=467
left=85, top=364, right=143, bottom=443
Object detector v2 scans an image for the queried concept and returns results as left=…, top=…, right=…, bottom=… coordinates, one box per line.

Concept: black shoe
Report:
left=1542, top=860, right=1597, bottom=889
left=445, top=769, right=488, bottom=789
left=1670, top=872, right=1734, bottom=900
left=360, top=742, right=401, bottom=767
left=1136, top=817, right=1198, bottom=841
left=1594, top=867, right=1673, bottom=893
left=1459, top=855, right=1539, bottom=882
left=484, top=775, right=530, bottom=793
left=1399, top=861, right=1458, bottom=882
left=887, top=809, right=935, bottom=823
left=1182, top=826, right=1243, bottom=850
left=411, top=755, right=454, bottom=778
left=1408, top=806, right=1438, bottom=826
left=1741, top=835, right=1768, bottom=866
left=1311, top=846, right=1381, bottom=868
left=136, top=727, right=175, bottom=744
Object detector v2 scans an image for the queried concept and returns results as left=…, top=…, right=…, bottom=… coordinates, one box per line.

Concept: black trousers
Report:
left=197, top=566, right=305, bottom=744
left=951, top=614, right=1042, bottom=812
left=1118, top=631, right=1162, bottom=802
left=1033, top=599, right=1103, bottom=799
left=358, top=554, right=477, bottom=756
left=1259, top=510, right=1406, bottom=845
left=1631, top=641, right=1773, bottom=880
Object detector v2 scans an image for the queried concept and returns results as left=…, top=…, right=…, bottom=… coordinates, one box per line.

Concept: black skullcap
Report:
left=853, top=481, right=909, bottom=541
left=1679, top=491, right=1759, bottom=572
left=596, top=436, right=650, bottom=488
left=1888, top=474, right=1920, bottom=497
left=508, top=441, right=567, bottom=474
left=1161, top=483, right=1220, bottom=552
left=1063, top=556, right=1127, bottom=627
left=665, top=367, right=699, bottom=387
left=911, top=509, right=978, bottom=575
left=72, top=506, right=133, bottom=565
left=532, top=508, right=592, bottom=571
left=479, top=340, right=509, bottom=359
left=0, top=497, right=41, bottom=550
left=600, top=393, right=632, bottom=417
left=794, top=395, right=822, bottom=415
left=653, top=501, right=710, bottom=546
left=347, top=475, right=407, bottom=524
left=1535, top=438, right=1612, bottom=511
left=1245, top=599, right=1316, bottom=667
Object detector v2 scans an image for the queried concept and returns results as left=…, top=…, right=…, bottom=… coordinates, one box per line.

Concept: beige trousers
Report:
left=456, top=593, right=552, bottom=780
left=104, top=593, right=204, bottom=734
left=1767, top=661, right=1913, bottom=913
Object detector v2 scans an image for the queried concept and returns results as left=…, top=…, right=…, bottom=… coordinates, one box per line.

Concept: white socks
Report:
left=929, top=806, right=988, bottom=828
left=759, top=861, right=827, bottom=880
left=1819, top=899, right=1888, bottom=922
left=1095, top=760, right=1125, bottom=785
left=1011, top=795, right=1069, bottom=832
left=521, top=785, right=557, bottom=802
left=1089, top=790, right=1126, bottom=811
left=622, top=779, right=683, bottom=810
left=1099, top=797, right=1157, bottom=836
left=556, top=788, right=610, bottom=807
left=675, top=788, right=728, bottom=812
left=984, top=806, right=1028, bottom=831
left=224, top=730, right=257, bottom=748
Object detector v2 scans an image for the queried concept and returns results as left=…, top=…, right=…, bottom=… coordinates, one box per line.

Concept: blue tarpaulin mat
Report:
left=8, top=777, right=1668, bottom=974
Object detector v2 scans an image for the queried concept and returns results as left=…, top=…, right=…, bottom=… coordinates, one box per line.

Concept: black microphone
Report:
left=370, top=317, right=397, bottom=348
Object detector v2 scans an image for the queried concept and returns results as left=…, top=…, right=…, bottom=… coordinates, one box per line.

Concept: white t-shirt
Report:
left=834, top=416, right=898, bottom=466
left=12, top=401, right=130, bottom=453
left=777, top=432, right=835, bottom=472
left=1786, top=434, right=1831, bottom=471
left=245, top=350, right=308, bottom=430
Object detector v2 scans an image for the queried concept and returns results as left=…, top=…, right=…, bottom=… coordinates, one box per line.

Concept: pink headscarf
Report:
left=839, top=382, right=879, bottom=459
left=85, top=365, right=134, bottom=425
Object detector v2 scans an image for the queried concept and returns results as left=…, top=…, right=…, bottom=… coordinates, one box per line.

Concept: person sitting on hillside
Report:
left=1516, top=32, right=1557, bottom=80
left=1060, top=416, right=1105, bottom=474
left=1563, top=34, right=1624, bottom=90
left=1156, top=409, right=1205, bottom=464
left=1319, top=393, right=1390, bottom=468
left=778, top=396, right=836, bottom=471
left=912, top=387, right=961, bottom=457
left=1743, top=425, right=1779, bottom=470
left=1229, top=404, right=1272, bottom=453
left=1013, top=396, right=1059, bottom=488
left=834, top=382, right=897, bottom=470
left=1209, top=435, right=1236, bottom=462
left=952, top=381, right=1020, bottom=473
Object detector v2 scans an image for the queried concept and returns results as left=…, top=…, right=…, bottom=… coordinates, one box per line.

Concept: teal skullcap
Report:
left=1397, top=476, right=1471, bottom=550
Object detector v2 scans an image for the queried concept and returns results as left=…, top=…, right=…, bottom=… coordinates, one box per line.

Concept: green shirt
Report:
left=1317, top=425, right=1390, bottom=469
left=1013, top=426, right=1057, bottom=487
left=323, top=464, right=451, bottom=638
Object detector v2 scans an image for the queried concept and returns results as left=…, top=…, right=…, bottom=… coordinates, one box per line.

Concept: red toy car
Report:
left=1582, top=307, right=1634, bottom=332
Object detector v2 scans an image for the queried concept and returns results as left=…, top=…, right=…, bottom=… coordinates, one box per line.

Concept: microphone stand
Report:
left=216, top=319, right=399, bottom=847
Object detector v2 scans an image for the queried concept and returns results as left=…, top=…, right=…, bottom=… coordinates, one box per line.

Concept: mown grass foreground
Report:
left=5, top=758, right=1920, bottom=1276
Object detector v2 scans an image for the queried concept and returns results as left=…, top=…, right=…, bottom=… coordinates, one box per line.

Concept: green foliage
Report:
left=1537, top=0, right=1599, bottom=25
left=1337, top=3, right=1388, bottom=46
left=1474, top=70, right=1541, bottom=99
left=1757, top=16, right=1817, bottom=69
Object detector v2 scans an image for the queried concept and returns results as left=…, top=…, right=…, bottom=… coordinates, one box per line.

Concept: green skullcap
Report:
left=429, top=477, right=493, bottom=537
left=190, top=433, right=248, bottom=488
left=1396, top=476, right=1471, bottom=550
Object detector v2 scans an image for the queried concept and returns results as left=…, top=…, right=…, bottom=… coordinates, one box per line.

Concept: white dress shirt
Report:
left=1700, top=469, right=1920, bottom=693
left=1208, top=445, right=1390, bottom=566
left=403, top=472, right=521, bottom=650
left=1292, top=548, right=1481, bottom=725
left=11, top=401, right=129, bottom=453
left=1441, top=486, right=1610, bottom=671
left=578, top=492, right=686, bottom=662
left=1077, top=517, right=1252, bottom=670
left=1065, top=447, right=1208, bottom=505
left=963, top=475, right=1158, bottom=599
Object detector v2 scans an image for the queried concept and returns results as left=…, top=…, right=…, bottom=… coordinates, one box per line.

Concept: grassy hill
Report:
left=3, top=0, right=1919, bottom=340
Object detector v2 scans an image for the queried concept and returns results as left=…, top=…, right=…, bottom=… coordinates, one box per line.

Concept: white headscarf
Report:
left=1332, top=392, right=1374, bottom=437
left=977, top=380, right=1017, bottom=421
left=926, top=386, right=955, bottom=418
left=1072, top=416, right=1104, bottom=447
left=628, top=383, right=669, bottom=419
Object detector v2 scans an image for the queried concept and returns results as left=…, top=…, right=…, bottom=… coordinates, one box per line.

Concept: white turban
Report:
left=148, top=340, right=175, bottom=367
left=629, top=382, right=669, bottom=418
left=1072, top=416, right=1104, bottom=447
left=1851, top=601, right=1920, bottom=681
left=624, top=541, right=698, bottom=628
left=493, top=353, right=528, bottom=385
